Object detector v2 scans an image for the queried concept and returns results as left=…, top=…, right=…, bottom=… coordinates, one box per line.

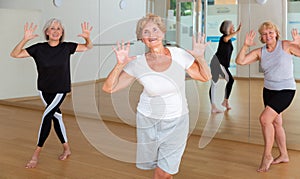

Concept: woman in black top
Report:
left=209, top=20, right=241, bottom=113
left=10, top=18, right=93, bottom=168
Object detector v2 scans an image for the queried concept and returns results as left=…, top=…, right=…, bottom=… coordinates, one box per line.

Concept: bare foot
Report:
left=272, top=155, right=289, bottom=164
left=211, top=107, right=223, bottom=113
left=59, top=151, right=71, bottom=160
left=221, top=101, right=231, bottom=110
left=257, top=156, right=274, bottom=172
left=25, top=159, right=38, bottom=168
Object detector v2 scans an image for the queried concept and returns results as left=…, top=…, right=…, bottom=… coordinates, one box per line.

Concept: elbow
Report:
left=235, top=59, right=245, bottom=66
left=87, top=44, right=93, bottom=50
left=203, top=74, right=212, bottom=82
left=102, top=85, right=115, bottom=94
left=236, top=61, right=246, bottom=66
left=10, top=52, right=17, bottom=58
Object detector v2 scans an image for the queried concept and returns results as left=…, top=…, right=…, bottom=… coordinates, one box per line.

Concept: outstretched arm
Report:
left=102, top=41, right=136, bottom=93
left=236, top=30, right=260, bottom=65
left=223, top=23, right=242, bottom=42
left=76, top=22, right=93, bottom=52
left=186, top=33, right=212, bottom=82
left=287, top=28, right=300, bottom=57
left=10, top=22, right=39, bottom=58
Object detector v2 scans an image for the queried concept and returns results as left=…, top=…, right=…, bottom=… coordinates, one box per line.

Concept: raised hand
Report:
left=187, top=32, right=210, bottom=59
left=291, top=28, right=300, bottom=45
left=78, top=22, right=93, bottom=39
left=236, top=23, right=242, bottom=32
left=24, top=22, right=39, bottom=41
left=113, top=41, right=136, bottom=64
left=244, top=30, right=256, bottom=47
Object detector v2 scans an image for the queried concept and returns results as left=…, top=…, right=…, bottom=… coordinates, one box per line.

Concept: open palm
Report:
left=24, top=22, right=39, bottom=41
left=187, top=33, right=209, bottom=59
left=78, top=22, right=93, bottom=39
left=113, top=41, right=136, bottom=64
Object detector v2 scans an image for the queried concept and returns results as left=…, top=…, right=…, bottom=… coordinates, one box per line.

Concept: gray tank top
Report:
left=260, top=40, right=296, bottom=90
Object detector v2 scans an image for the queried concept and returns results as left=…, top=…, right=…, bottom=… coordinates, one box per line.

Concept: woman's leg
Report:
left=220, top=66, right=234, bottom=110
left=257, top=106, right=278, bottom=172
left=209, top=56, right=223, bottom=113
left=209, top=81, right=223, bottom=113
left=272, top=113, right=289, bottom=164
left=26, top=92, right=66, bottom=168
left=53, top=112, right=71, bottom=160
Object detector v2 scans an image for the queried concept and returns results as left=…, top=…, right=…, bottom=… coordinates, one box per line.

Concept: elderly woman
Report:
left=236, top=21, right=300, bottom=172
left=209, top=20, right=241, bottom=113
left=10, top=18, right=93, bottom=168
left=102, top=13, right=211, bottom=178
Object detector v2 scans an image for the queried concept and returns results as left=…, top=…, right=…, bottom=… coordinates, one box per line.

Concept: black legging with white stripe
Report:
left=209, top=55, right=234, bottom=104
left=37, top=91, right=67, bottom=147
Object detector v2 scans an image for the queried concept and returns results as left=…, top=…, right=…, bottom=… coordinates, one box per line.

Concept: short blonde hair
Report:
left=136, top=13, right=166, bottom=40
left=258, top=21, right=280, bottom=43
left=43, top=18, right=65, bottom=42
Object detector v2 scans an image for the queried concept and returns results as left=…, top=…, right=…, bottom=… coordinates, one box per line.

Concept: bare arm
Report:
left=236, top=30, right=261, bottom=65
left=223, top=23, right=241, bottom=42
left=10, top=22, right=39, bottom=58
left=76, top=22, right=93, bottom=52
left=102, top=41, right=136, bottom=93
left=186, top=33, right=212, bottom=82
left=285, top=28, right=300, bottom=57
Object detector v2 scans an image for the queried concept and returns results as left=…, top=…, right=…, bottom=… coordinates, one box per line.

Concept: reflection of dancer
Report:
left=209, top=20, right=241, bottom=113
left=102, top=13, right=211, bottom=179
left=236, top=21, right=300, bottom=172
left=199, top=112, right=224, bottom=148
left=10, top=18, right=93, bottom=168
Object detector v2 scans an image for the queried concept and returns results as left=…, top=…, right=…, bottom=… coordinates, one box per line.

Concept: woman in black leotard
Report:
left=209, top=20, right=241, bottom=113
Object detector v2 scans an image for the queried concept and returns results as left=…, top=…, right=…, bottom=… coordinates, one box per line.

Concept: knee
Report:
left=273, top=117, right=283, bottom=128
left=259, top=114, right=270, bottom=127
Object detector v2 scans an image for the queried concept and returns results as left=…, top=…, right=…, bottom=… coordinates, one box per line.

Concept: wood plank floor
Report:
left=1, top=78, right=300, bottom=178
left=1, top=104, right=300, bottom=178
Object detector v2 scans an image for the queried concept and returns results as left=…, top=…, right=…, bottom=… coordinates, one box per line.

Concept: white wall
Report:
left=99, top=0, right=146, bottom=78
left=0, top=0, right=146, bottom=99
left=236, top=0, right=287, bottom=78
left=0, top=8, right=41, bottom=99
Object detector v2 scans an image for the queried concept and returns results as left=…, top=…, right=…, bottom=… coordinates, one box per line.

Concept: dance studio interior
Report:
left=1, top=0, right=300, bottom=178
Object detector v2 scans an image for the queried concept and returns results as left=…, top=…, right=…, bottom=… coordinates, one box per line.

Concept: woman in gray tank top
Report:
left=236, top=21, right=300, bottom=172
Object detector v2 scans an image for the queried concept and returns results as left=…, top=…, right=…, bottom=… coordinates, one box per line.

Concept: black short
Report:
left=263, top=88, right=295, bottom=114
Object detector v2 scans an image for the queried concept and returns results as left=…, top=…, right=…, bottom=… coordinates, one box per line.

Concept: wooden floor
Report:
left=1, top=79, right=300, bottom=178
left=1, top=103, right=300, bottom=178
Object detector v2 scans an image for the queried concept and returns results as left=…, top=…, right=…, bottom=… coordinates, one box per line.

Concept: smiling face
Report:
left=43, top=18, right=65, bottom=43
left=46, top=21, right=63, bottom=42
left=260, top=28, right=277, bottom=44
left=258, top=22, right=280, bottom=44
left=141, top=21, right=165, bottom=49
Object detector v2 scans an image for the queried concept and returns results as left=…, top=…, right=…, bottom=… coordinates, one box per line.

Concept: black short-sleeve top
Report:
left=26, top=42, right=78, bottom=93
left=215, top=35, right=233, bottom=68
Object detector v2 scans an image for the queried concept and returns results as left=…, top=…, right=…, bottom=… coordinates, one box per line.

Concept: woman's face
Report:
left=229, top=24, right=235, bottom=34
left=141, top=21, right=165, bottom=48
left=260, top=28, right=277, bottom=44
left=46, top=21, right=63, bottom=41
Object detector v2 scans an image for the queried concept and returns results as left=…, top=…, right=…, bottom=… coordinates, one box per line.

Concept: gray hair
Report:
left=136, top=13, right=166, bottom=40
left=219, top=20, right=232, bottom=35
left=43, top=18, right=65, bottom=42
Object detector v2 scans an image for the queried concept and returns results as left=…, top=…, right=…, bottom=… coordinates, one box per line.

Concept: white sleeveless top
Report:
left=123, top=47, right=194, bottom=119
left=260, top=40, right=296, bottom=90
